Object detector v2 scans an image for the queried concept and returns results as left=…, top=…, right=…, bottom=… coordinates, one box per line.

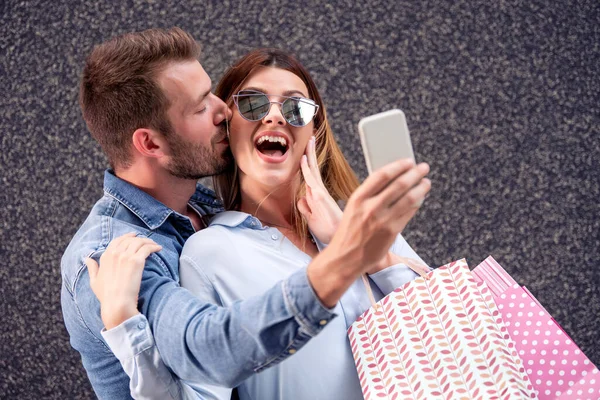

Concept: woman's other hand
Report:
left=297, top=136, right=343, bottom=244
left=85, top=233, right=162, bottom=330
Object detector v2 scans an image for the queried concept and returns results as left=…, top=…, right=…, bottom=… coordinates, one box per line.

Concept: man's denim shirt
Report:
left=60, top=170, right=336, bottom=399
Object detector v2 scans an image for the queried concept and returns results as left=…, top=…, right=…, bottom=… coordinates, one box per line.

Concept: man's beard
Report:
left=165, top=125, right=233, bottom=180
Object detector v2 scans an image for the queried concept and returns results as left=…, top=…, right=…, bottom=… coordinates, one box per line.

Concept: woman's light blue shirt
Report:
left=178, top=211, right=427, bottom=400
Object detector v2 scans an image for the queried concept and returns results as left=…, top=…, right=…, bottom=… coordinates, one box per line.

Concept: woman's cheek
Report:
left=229, top=141, right=245, bottom=164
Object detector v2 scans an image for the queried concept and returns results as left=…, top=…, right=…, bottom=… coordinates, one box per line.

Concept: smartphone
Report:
left=358, top=109, right=416, bottom=174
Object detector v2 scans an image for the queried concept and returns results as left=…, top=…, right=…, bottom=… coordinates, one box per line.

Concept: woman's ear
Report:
left=131, top=128, right=167, bottom=159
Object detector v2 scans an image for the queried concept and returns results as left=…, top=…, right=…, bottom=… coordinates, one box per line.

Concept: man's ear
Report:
left=131, top=128, right=167, bottom=159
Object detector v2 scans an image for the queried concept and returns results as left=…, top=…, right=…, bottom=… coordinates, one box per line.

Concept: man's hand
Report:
left=85, top=233, right=162, bottom=330
left=307, top=158, right=431, bottom=307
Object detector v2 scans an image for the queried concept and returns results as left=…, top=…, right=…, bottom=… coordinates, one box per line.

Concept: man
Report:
left=61, top=27, right=431, bottom=398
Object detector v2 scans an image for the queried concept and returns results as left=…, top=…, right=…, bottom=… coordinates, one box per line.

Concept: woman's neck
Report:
left=238, top=171, right=319, bottom=258
left=239, top=174, right=300, bottom=228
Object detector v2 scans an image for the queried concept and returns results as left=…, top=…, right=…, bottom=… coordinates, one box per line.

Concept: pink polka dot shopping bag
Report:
left=472, top=256, right=599, bottom=400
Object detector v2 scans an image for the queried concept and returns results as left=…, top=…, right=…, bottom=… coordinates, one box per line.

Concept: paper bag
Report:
left=348, top=259, right=537, bottom=399
left=472, top=256, right=600, bottom=400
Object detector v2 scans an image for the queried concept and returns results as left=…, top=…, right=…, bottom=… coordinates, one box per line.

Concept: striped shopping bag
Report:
left=348, top=259, right=537, bottom=400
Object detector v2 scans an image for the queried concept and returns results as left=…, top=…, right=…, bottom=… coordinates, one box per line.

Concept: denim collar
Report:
left=189, top=183, right=224, bottom=216
left=103, top=170, right=223, bottom=230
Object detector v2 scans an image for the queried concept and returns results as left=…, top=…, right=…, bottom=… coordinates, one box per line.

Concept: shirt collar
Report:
left=209, top=210, right=324, bottom=250
left=210, top=211, right=261, bottom=229
left=103, top=170, right=223, bottom=230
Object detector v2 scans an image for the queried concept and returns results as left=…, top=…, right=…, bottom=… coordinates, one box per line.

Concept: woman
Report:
left=94, top=48, right=430, bottom=399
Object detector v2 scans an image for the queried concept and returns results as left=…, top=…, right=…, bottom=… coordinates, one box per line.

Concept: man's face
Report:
left=157, top=60, right=232, bottom=179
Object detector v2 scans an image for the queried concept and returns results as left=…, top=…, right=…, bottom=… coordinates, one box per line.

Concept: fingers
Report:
left=305, top=182, right=314, bottom=203
left=376, top=163, right=430, bottom=209
left=302, top=136, right=325, bottom=189
left=114, top=238, right=162, bottom=272
left=297, top=197, right=311, bottom=218
left=105, top=232, right=137, bottom=255
left=388, top=177, right=431, bottom=213
left=123, top=237, right=160, bottom=256
left=104, top=233, right=157, bottom=256
left=308, top=136, right=318, bottom=166
left=381, top=178, right=431, bottom=232
left=85, top=257, right=99, bottom=281
left=301, top=155, right=319, bottom=190
left=308, top=137, right=323, bottom=186
left=109, top=232, right=137, bottom=249
left=383, top=206, right=419, bottom=236
left=352, top=159, right=416, bottom=203
left=134, top=243, right=163, bottom=264
left=99, top=235, right=162, bottom=276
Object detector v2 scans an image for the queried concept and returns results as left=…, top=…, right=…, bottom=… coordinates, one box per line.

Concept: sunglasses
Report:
left=232, top=90, right=319, bottom=127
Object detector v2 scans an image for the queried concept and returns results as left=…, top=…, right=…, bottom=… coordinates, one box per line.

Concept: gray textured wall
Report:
left=1, top=0, right=599, bottom=398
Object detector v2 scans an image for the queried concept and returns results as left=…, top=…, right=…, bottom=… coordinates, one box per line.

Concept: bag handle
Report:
left=361, top=257, right=430, bottom=309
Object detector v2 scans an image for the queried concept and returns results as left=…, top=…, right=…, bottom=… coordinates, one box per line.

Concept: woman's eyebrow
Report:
left=282, top=90, right=308, bottom=98
left=242, top=86, right=308, bottom=98
left=241, top=86, right=266, bottom=94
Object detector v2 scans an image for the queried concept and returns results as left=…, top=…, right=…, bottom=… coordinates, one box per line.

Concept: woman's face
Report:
left=228, top=67, right=315, bottom=189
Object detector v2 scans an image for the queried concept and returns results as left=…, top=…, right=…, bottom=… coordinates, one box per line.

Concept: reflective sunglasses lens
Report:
left=282, top=99, right=317, bottom=127
left=237, top=94, right=271, bottom=121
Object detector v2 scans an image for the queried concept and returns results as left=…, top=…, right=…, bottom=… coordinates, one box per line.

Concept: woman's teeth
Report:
left=256, top=136, right=287, bottom=147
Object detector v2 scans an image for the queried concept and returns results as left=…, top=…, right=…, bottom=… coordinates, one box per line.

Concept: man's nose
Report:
left=214, top=96, right=232, bottom=124
left=224, top=105, right=233, bottom=121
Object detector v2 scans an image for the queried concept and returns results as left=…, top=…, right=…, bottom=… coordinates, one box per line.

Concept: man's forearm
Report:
left=142, top=267, right=335, bottom=388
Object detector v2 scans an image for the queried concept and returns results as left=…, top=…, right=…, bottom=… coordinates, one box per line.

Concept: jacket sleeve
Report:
left=101, top=314, right=191, bottom=399
left=129, top=246, right=336, bottom=388
left=368, top=233, right=429, bottom=295
left=101, top=312, right=232, bottom=399
left=338, top=234, right=429, bottom=326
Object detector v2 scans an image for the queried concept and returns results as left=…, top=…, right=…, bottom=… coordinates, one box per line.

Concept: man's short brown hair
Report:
left=79, top=27, right=200, bottom=169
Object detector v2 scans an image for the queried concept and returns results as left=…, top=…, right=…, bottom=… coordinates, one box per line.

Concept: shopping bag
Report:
left=472, top=256, right=600, bottom=400
left=348, top=259, right=537, bottom=399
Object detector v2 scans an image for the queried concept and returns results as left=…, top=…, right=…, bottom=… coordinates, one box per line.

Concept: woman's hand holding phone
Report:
left=307, top=159, right=430, bottom=307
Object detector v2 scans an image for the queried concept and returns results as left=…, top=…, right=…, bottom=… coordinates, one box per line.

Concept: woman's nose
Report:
left=262, top=103, right=286, bottom=126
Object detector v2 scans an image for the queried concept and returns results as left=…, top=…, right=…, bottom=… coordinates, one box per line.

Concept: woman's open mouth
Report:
left=254, top=133, right=290, bottom=163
